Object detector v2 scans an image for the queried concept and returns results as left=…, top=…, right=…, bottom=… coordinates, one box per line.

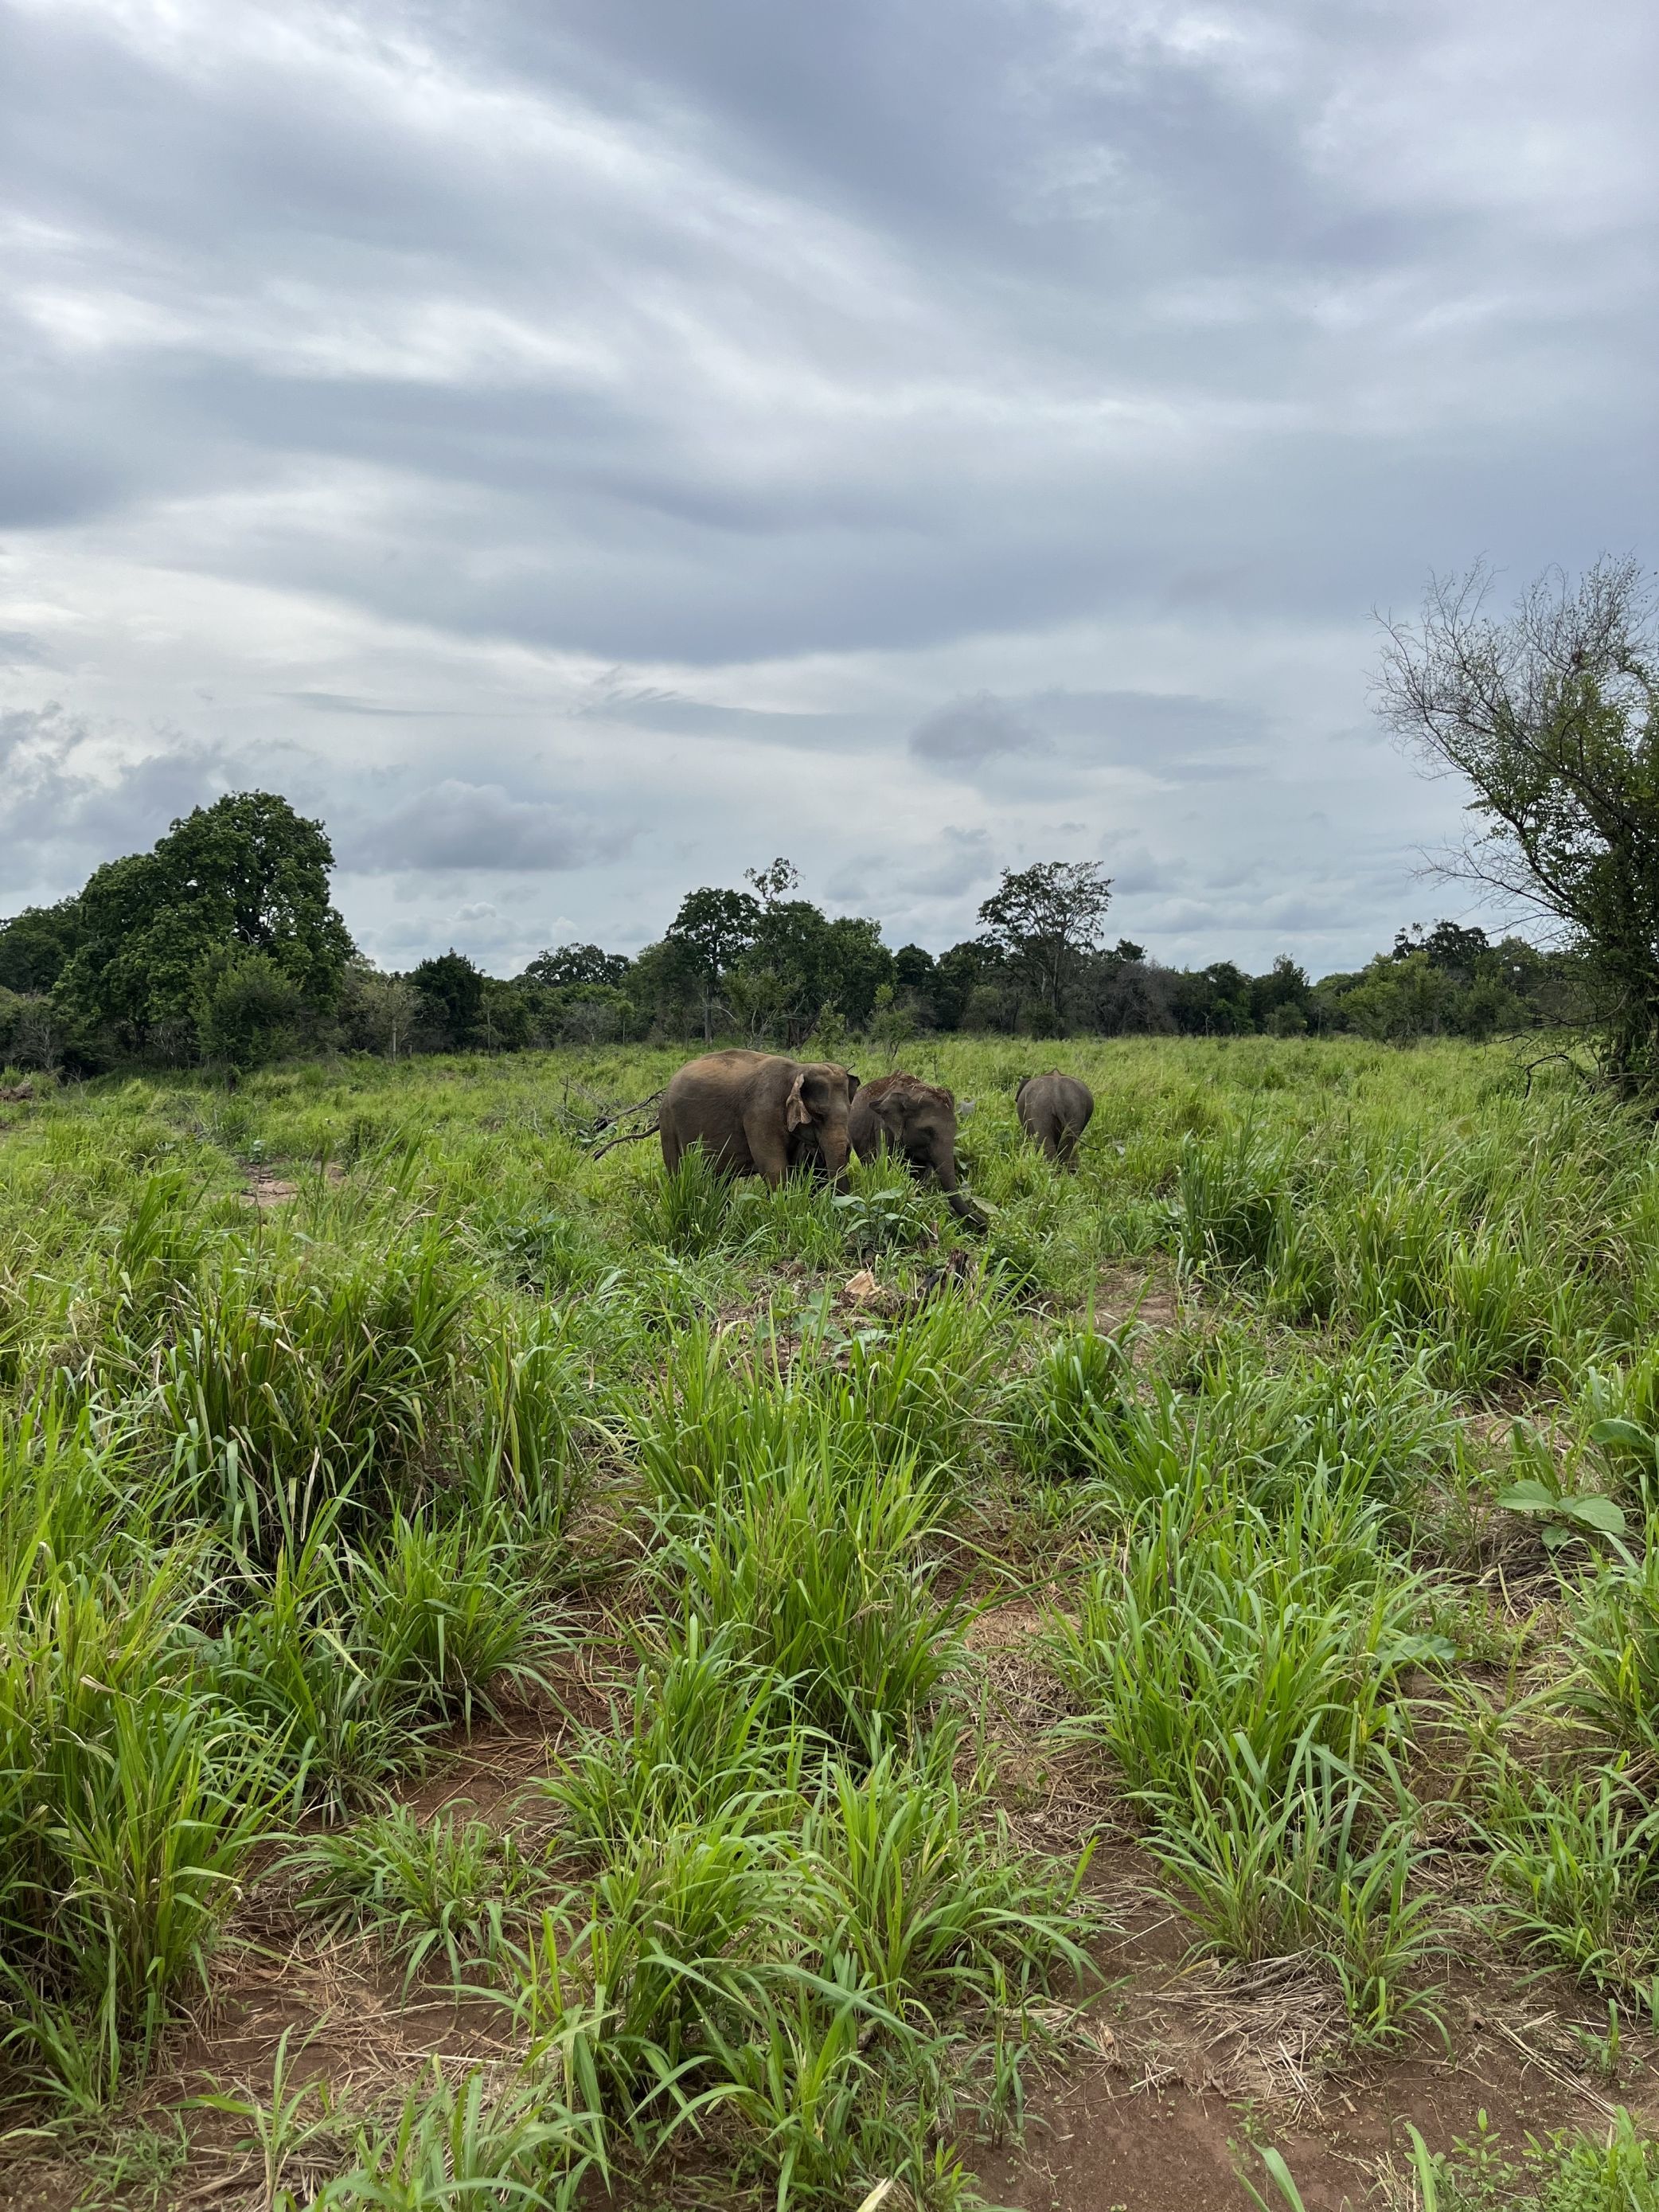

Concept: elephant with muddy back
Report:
left=1016, top=1070, right=1094, bottom=1169
left=849, top=1072, right=986, bottom=1226
left=658, top=1049, right=860, bottom=1186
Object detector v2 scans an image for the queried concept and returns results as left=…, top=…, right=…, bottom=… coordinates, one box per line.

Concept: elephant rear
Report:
left=1017, top=1072, right=1094, bottom=1167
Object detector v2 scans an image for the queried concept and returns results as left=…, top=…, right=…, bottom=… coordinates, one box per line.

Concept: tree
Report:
left=744, top=857, right=801, bottom=909
left=1249, top=955, right=1312, bottom=1032
left=192, top=948, right=306, bottom=1068
left=409, top=949, right=485, bottom=1051
left=666, top=887, right=762, bottom=1042
left=0, top=898, right=83, bottom=994
left=1173, top=961, right=1253, bottom=1036
left=933, top=937, right=1007, bottom=1030
left=519, top=943, right=631, bottom=990
left=1391, top=920, right=1493, bottom=990
left=53, top=791, right=354, bottom=1053
left=338, top=965, right=421, bottom=1057
left=1376, top=558, right=1659, bottom=1083
left=1341, top=951, right=1460, bottom=1043
left=736, top=898, right=830, bottom=1043
left=976, top=861, right=1113, bottom=1023
left=818, top=916, right=893, bottom=1027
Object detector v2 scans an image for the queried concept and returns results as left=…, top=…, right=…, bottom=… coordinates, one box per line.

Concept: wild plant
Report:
left=0, top=1555, right=273, bottom=2102
left=802, top=1732, right=1098, bottom=2018
left=288, top=1807, right=545, bottom=1987
left=205, top=1549, right=421, bottom=1818
left=652, top=1437, right=966, bottom=1754
left=1049, top=1482, right=1431, bottom=1807
left=1477, top=1761, right=1659, bottom=1995
left=1143, top=1738, right=1443, bottom=2045
left=314, top=2058, right=607, bottom=2212
left=1170, top=1117, right=1299, bottom=1278
left=541, top=1617, right=807, bottom=1850
left=193, top=2025, right=342, bottom=2211
left=631, top=1144, right=743, bottom=1256
left=453, top=1309, right=595, bottom=1543
left=349, top=1507, right=552, bottom=1729
left=152, top=1233, right=468, bottom=1562
left=1551, top=1534, right=1659, bottom=1759
left=1005, top=1323, right=1134, bottom=1479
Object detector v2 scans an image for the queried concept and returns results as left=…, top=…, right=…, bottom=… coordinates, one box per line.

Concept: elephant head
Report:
left=850, top=1073, right=984, bottom=1224
left=786, top=1061, right=860, bottom=1179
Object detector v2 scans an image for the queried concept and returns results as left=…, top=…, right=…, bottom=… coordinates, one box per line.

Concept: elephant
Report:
left=658, top=1050, right=859, bottom=1186
left=849, top=1073, right=985, bottom=1225
left=1016, top=1071, right=1095, bottom=1169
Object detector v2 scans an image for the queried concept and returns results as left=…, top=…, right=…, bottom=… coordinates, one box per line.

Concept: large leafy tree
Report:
left=977, top=861, right=1113, bottom=1023
left=666, top=886, right=762, bottom=1042
left=0, top=897, right=84, bottom=994
left=1377, top=558, right=1659, bottom=1082
left=519, top=943, right=632, bottom=990
left=409, top=950, right=486, bottom=1051
left=53, top=791, right=355, bottom=1051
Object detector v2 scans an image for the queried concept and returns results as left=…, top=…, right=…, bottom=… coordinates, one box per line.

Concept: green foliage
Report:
left=9, top=1030, right=1659, bottom=2203
left=192, top=946, right=309, bottom=1067
left=288, top=1806, right=545, bottom=1987
left=52, top=791, right=353, bottom=1056
left=1377, top=557, right=1659, bottom=1081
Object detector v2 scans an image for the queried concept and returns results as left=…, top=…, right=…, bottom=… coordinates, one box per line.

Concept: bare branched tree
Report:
left=1376, top=557, right=1659, bottom=1084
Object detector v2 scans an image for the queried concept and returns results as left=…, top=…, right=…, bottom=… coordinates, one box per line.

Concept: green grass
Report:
left=6, top=1034, right=1659, bottom=2198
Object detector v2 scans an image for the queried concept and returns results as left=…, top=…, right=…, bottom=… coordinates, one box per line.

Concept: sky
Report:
left=2, top=0, right=1655, bottom=979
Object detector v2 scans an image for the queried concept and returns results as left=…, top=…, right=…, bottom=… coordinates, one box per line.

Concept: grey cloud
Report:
left=356, top=782, right=632, bottom=873
left=283, top=692, right=459, bottom=718
left=899, top=827, right=998, bottom=899
left=909, top=694, right=1046, bottom=768
left=0, top=704, right=240, bottom=899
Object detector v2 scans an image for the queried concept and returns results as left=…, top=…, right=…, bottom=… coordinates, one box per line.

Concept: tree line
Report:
left=6, top=556, right=1649, bottom=1080
left=0, top=794, right=1585, bottom=1075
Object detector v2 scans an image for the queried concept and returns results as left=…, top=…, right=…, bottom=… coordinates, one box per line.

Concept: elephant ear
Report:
left=843, top=1069, right=861, bottom=1100
left=785, top=1069, right=811, bottom=1132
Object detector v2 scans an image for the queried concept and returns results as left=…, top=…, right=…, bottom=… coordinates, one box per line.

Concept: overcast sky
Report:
left=2, top=0, right=1655, bottom=976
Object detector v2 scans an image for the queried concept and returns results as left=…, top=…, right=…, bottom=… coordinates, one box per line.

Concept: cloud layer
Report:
left=1, top=0, right=1653, bottom=973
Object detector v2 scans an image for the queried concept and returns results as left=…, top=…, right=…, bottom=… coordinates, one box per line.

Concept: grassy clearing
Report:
left=6, top=1035, right=1659, bottom=2200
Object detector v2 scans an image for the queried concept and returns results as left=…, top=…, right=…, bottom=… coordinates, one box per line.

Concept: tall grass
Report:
left=2, top=1033, right=1652, bottom=2193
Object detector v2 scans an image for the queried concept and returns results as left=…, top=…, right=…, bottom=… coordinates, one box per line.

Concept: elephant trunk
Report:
left=931, top=1135, right=986, bottom=1229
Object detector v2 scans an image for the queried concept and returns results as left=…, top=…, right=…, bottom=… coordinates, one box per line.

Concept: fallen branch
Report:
left=591, top=1087, right=665, bottom=1132
left=592, top=1124, right=660, bottom=1160
left=1520, top=1050, right=1596, bottom=1097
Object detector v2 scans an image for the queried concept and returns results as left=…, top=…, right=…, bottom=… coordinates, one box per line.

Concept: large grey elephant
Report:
left=1016, top=1071, right=1094, bottom=1169
left=849, top=1073, right=985, bottom=1225
left=659, top=1050, right=859, bottom=1186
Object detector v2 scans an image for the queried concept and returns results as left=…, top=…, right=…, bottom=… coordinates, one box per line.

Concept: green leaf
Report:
left=1591, top=1417, right=1653, bottom=1452
left=1497, top=1479, right=1561, bottom=1515
left=1559, top=1494, right=1627, bottom=1536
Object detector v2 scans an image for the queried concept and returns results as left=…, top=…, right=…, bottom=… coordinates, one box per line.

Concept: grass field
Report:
left=6, top=1034, right=1659, bottom=2210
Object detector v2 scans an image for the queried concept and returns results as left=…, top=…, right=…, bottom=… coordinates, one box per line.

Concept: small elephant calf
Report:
left=849, top=1073, right=985, bottom=1225
left=1016, top=1071, right=1094, bottom=1170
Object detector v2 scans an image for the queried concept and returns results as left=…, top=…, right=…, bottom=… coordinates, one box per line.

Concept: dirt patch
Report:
left=1095, top=1262, right=1182, bottom=1345
left=241, top=1162, right=349, bottom=1207
left=973, top=1884, right=1659, bottom=2212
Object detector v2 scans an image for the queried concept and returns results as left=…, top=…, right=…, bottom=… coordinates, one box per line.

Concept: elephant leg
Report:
left=661, top=1117, right=683, bottom=1173
left=744, top=1108, right=790, bottom=1188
